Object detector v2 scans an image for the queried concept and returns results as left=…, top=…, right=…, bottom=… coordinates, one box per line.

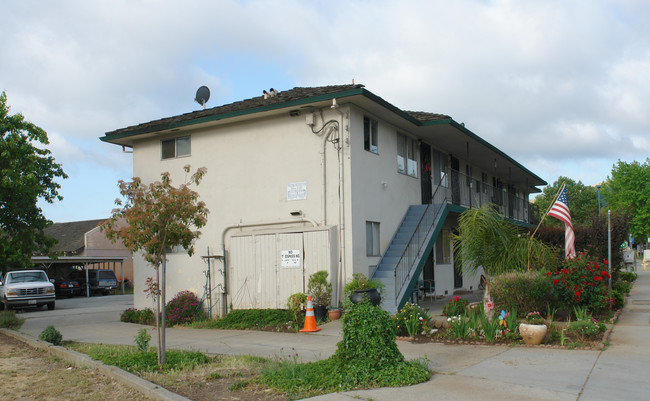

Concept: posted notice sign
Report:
left=287, top=182, right=307, bottom=201
left=281, top=249, right=301, bottom=268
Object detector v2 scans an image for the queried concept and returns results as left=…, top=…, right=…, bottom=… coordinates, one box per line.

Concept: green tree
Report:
left=534, top=177, right=599, bottom=226
left=602, top=159, right=650, bottom=242
left=0, top=91, right=67, bottom=270
left=452, top=205, right=555, bottom=317
left=102, top=165, right=208, bottom=366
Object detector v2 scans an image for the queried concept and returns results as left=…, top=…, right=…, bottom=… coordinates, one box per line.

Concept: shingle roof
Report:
left=43, top=219, right=107, bottom=255
left=104, top=84, right=367, bottom=138
left=404, top=111, right=451, bottom=122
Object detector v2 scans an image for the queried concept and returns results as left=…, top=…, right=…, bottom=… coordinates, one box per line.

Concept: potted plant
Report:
left=327, top=306, right=342, bottom=321
left=344, top=273, right=384, bottom=306
left=307, top=271, right=332, bottom=322
left=519, top=311, right=547, bottom=345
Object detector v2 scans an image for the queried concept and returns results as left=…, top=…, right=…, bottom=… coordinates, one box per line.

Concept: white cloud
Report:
left=3, top=0, right=650, bottom=220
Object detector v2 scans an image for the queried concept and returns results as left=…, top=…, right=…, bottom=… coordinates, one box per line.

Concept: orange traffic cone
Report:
left=299, top=296, right=321, bottom=333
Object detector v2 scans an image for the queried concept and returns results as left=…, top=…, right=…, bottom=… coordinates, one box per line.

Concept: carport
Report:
left=31, top=256, right=128, bottom=296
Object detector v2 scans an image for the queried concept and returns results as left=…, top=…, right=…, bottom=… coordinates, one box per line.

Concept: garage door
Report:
left=228, top=228, right=334, bottom=309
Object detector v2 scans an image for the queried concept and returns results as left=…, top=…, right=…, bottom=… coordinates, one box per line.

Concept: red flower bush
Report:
left=548, top=251, right=612, bottom=316
left=165, top=290, right=205, bottom=326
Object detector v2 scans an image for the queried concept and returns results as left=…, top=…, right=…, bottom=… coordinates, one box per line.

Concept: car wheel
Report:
left=47, top=301, right=55, bottom=310
left=102, top=290, right=109, bottom=296
left=0, top=300, right=4, bottom=311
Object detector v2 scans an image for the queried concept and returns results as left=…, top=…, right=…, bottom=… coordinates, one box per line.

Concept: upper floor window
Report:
left=432, top=149, right=448, bottom=187
left=364, top=117, right=378, bottom=154
left=161, top=136, right=191, bottom=159
left=397, top=133, right=417, bottom=177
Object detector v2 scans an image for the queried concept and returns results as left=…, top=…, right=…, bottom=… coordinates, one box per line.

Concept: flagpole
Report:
left=531, top=183, right=565, bottom=241
left=527, top=183, right=566, bottom=268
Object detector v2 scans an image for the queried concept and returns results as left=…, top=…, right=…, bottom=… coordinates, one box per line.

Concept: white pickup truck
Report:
left=0, top=270, right=56, bottom=310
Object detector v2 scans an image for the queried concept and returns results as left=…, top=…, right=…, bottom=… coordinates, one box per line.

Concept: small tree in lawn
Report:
left=102, top=165, right=208, bottom=366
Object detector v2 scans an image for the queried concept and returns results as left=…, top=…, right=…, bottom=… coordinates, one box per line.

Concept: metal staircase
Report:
left=372, top=200, right=452, bottom=315
left=371, top=173, right=461, bottom=315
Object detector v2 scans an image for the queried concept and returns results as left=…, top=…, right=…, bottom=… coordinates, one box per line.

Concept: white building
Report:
left=101, top=84, right=546, bottom=315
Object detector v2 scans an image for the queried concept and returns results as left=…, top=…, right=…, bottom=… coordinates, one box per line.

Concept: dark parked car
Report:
left=70, top=269, right=118, bottom=295
left=51, top=275, right=81, bottom=298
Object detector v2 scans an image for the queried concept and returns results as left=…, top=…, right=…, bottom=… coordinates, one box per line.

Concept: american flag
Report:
left=548, top=185, right=576, bottom=258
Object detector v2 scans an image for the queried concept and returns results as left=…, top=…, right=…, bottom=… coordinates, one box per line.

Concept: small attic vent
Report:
left=263, top=88, right=279, bottom=99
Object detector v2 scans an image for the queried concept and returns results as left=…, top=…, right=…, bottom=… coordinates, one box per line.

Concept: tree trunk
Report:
left=155, top=266, right=162, bottom=364
left=483, top=277, right=494, bottom=320
left=160, top=253, right=167, bottom=366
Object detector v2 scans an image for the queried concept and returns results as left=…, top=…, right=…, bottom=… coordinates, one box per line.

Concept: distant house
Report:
left=101, top=84, right=545, bottom=315
left=33, top=219, right=133, bottom=288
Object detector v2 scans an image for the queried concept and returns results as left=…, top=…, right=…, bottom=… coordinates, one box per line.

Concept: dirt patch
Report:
left=0, top=332, right=152, bottom=401
left=143, top=361, right=289, bottom=401
left=1, top=332, right=290, bottom=401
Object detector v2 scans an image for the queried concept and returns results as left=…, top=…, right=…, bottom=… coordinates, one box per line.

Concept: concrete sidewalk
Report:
left=16, top=267, right=650, bottom=401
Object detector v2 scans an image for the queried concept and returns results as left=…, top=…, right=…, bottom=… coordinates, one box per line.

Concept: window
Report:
left=397, top=133, right=417, bottom=177
left=161, top=136, right=191, bottom=159
left=481, top=173, right=488, bottom=194
left=366, top=221, right=380, bottom=257
left=435, top=229, right=451, bottom=264
left=364, top=117, right=378, bottom=154
left=432, top=149, right=448, bottom=187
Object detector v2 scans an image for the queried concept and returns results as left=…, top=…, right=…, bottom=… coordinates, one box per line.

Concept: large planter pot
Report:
left=313, top=304, right=328, bottom=322
left=349, top=288, right=381, bottom=306
left=519, top=323, right=548, bottom=345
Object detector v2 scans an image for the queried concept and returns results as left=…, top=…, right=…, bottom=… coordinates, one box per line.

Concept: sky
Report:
left=2, top=0, right=649, bottom=223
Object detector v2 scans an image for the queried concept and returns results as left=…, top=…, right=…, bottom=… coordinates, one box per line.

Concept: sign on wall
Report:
left=287, top=182, right=307, bottom=201
left=281, top=249, right=301, bottom=268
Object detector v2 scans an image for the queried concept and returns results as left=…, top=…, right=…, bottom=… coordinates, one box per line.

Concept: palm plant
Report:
left=452, top=205, right=555, bottom=318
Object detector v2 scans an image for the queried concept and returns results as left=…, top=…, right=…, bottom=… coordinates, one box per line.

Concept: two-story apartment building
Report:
left=101, top=84, right=545, bottom=315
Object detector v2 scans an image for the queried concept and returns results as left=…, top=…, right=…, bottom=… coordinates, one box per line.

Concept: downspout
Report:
left=220, top=217, right=319, bottom=314
left=332, top=99, right=347, bottom=306
left=320, top=120, right=334, bottom=225
left=307, top=109, right=337, bottom=226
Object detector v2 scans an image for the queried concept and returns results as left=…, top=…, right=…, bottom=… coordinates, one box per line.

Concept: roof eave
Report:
left=422, top=118, right=547, bottom=187
left=100, top=87, right=369, bottom=145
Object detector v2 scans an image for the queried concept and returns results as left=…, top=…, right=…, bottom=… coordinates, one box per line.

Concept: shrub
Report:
left=619, top=271, right=637, bottom=282
left=333, top=301, right=430, bottom=385
left=613, top=279, right=632, bottom=296
left=121, top=308, right=154, bottom=325
left=259, top=302, right=430, bottom=397
left=307, top=271, right=332, bottom=307
left=567, top=318, right=606, bottom=342
left=0, top=310, right=24, bottom=330
left=491, top=271, right=554, bottom=317
left=39, top=325, right=62, bottom=345
left=287, top=293, right=307, bottom=329
left=442, top=296, right=468, bottom=317
left=548, top=252, right=612, bottom=316
left=394, top=302, right=430, bottom=337
left=611, top=289, right=625, bottom=310
left=134, top=328, right=151, bottom=352
left=166, top=291, right=205, bottom=326
left=209, top=309, right=294, bottom=330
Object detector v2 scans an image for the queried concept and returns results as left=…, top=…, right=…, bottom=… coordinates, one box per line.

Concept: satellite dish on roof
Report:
left=194, top=86, right=210, bottom=109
